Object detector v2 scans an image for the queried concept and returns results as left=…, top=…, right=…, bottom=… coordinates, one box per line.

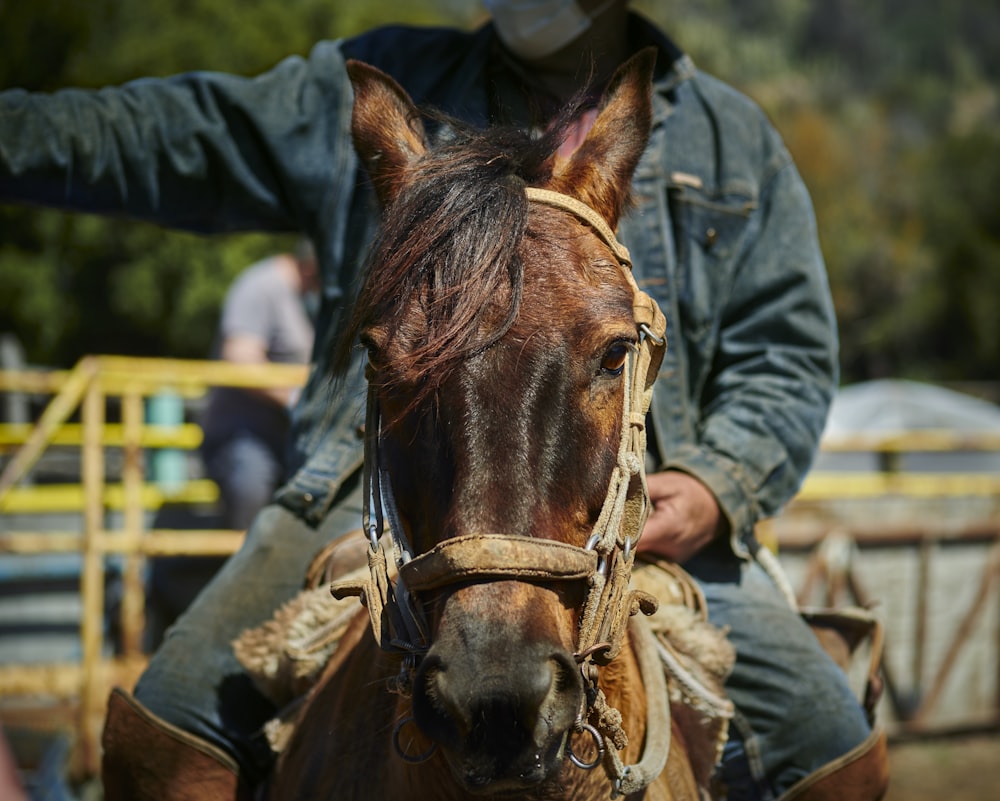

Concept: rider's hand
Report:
left=636, top=470, right=725, bottom=563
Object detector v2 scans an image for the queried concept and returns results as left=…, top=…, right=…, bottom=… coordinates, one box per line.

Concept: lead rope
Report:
left=753, top=541, right=799, bottom=611
left=604, top=616, right=672, bottom=797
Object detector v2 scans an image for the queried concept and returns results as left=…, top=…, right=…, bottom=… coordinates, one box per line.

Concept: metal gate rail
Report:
left=0, top=356, right=307, bottom=777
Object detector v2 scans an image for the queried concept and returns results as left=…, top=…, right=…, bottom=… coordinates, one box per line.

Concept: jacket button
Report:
left=704, top=227, right=718, bottom=248
left=302, top=492, right=314, bottom=503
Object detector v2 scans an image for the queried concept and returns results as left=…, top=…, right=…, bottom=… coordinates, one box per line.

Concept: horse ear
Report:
left=347, top=60, right=427, bottom=208
left=551, top=48, right=656, bottom=229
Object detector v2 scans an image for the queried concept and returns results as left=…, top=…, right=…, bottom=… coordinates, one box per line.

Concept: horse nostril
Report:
left=412, top=655, right=466, bottom=747
left=415, top=654, right=563, bottom=739
left=551, top=651, right=582, bottom=695
left=534, top=653, right=583, bottom=740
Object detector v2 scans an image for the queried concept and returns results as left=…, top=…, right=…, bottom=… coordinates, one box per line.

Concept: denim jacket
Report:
left=0, top=14, right=838, bottom=557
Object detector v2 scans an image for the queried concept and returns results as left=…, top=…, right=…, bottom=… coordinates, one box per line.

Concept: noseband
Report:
left=332, top=187, right=669, bottom=794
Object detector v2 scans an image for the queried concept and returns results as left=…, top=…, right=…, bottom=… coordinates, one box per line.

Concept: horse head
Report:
left=340, top=49, right=662, bottom=795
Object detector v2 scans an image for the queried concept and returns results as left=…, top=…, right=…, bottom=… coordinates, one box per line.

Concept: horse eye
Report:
left=600, top=343, right=630, bottom=376
left=359, top=332, right=381, bottom=359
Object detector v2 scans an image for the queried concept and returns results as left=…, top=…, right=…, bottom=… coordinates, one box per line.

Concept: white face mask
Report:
left=484, top=0, right=615, bottom=61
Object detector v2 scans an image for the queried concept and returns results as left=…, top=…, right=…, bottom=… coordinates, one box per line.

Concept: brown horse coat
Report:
left=262, top=50, right=729, bottom=801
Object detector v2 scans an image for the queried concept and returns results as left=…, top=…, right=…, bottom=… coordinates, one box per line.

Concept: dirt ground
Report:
left=885, top=734, right=1000, bottom=801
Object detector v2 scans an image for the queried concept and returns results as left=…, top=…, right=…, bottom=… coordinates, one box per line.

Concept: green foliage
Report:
left=1, top=1, right=998, bottom=384
left=0, top=1, right=483, bottom=367
left=0, top=222, right=68, bottom=360
left=634, top=0, right=999, bottom=382
left=0, top=0, right=112, bottom=91
left=915, top=129, right=1000, bottom=378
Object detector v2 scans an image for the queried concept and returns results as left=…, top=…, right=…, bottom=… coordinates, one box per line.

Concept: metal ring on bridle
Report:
left=392, top=716, right=437, bottom=764
left=638, top=321, right=665, bottom=345
left=585, top=533, right=610, bottom=575
left=567, top=721, right=605, bottom=770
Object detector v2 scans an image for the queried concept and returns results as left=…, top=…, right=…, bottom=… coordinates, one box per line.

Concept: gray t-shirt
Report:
left=218, top=256, right=313, bottom=365
left=201, top=256, right=314, bottom=459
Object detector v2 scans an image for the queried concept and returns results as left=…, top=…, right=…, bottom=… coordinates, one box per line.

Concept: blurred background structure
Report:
left=1, top=1, right=998, bottom=799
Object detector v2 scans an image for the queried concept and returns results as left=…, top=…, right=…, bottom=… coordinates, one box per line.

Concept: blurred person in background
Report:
left=200, top=239, right=318, bottom=531
left=144, top=240, right=318, bottom=648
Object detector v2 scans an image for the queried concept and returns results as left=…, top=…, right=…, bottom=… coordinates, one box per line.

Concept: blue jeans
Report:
left=133, top=475, right=365, bottom=784
left=202, top=433, right=286, bottom=531
left=134, top=481, right=870, bottom=795
left=686, top=545, right=872, bottom=799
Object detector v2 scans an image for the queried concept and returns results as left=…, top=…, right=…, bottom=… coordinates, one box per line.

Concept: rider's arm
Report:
left=0, top=40, right=354, bottom=236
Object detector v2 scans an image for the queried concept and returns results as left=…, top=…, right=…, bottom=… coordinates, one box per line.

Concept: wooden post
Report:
left=912, top=541, right=1000, bottom=728
left=913, top=536, right=932, bottom=701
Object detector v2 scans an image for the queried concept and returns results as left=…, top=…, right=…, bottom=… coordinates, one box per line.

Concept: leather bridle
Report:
left=331, top=187, right=669, bottom=795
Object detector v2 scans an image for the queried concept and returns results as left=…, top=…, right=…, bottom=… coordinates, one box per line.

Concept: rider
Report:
left=0, top=2, right=888, bottom=799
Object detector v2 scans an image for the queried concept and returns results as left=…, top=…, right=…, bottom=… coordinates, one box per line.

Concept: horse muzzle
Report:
left=409, top=585, right=585, bottom=792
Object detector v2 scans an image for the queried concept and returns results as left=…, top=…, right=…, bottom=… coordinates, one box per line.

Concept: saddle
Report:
left=233, top=530, right=736, bottom=792
left=235, top=532, right=888, bottom=799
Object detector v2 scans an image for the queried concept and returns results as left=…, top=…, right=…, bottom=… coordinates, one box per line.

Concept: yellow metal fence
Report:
left=0, top=356, right=307, bottom=778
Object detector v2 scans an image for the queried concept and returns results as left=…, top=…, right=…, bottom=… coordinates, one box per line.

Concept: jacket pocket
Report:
left=667, top=181, right=755, bottom=343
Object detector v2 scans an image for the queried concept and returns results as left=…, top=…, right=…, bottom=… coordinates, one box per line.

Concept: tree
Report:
left=914, top=129, right=1000, bottom=379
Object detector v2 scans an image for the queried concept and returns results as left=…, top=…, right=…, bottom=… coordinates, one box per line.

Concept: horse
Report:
left=260, top=50, right=727, bottom=801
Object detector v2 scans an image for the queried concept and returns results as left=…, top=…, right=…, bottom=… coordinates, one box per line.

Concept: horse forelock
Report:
left=334, top=109, right=591, bottom=406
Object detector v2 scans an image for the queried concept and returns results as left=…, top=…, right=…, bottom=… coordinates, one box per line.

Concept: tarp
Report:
left=814, top=379, right=1000, bottom=472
